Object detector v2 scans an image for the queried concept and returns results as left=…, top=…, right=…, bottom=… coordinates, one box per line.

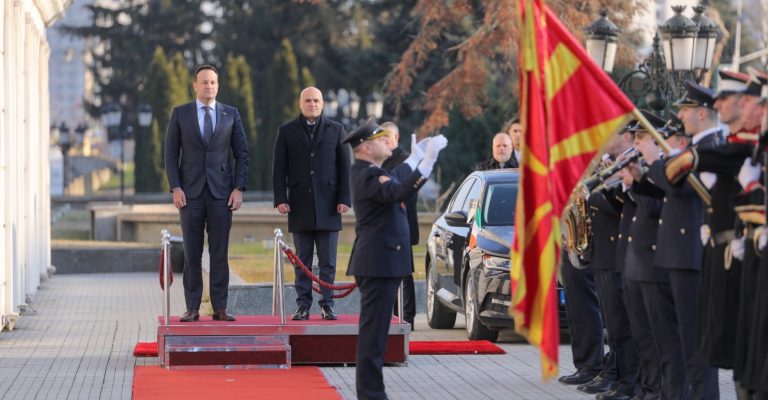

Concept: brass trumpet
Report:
left=583, top=149, right=643, bottom=193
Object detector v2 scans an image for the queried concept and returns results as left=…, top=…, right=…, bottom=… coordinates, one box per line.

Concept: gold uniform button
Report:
left=628, top=236, right=632, bottom=242
left=652, top=244, right=656, bottom=251
left=396, top=245, right=401, bottom=250
left=610, top=236, right=615, bottom=242
left=659, top=219, right=663, bottom=225
left=663, top=197, right=667, bottom=203
left=680, top=228, right=686, bottom=235
left=632, top=216, right=637, bottom=222
left=618, top=233, right=623, bottom=239
left=621, top=213, right=624, bottom=218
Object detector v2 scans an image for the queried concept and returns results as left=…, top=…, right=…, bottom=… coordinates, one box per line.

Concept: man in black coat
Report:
left=164, top=65, right=249, bottom=322
left=272, top=87, right=351, bottom=321
left=475, top=133, right=518, bottom=170
left=343, top=119, right=447, bottom=400
left=380, top=121, right=417, bottom=329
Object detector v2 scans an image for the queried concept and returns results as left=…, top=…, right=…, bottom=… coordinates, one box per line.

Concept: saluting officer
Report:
left=640, top=81, right=721, bottom=399
left=343, top=119, right=447, bottom=400
left=626, top=113, right=688, bottom=400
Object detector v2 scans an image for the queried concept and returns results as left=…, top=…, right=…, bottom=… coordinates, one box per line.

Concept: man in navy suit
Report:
left=272, top=87, right=351, bottom=321
left=164, top=64, right=249, bottom=323
left=343, top=119, right=447, bottom=400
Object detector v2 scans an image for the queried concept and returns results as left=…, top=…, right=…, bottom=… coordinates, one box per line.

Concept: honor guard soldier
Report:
left=638, top=80, right=721, bottom=399
left=578, top=130, right=639, bottom=400
left=343, top=118, right=448, bottom=400
left=626, top=113, right=688, bottom=400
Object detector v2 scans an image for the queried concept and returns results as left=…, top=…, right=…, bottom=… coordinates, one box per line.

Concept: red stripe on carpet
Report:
left=132, top=366, right=341, bottom=400
left=408, top=340, right=506, bottom=355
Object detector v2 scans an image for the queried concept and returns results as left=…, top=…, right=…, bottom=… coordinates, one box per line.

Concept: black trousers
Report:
left=624, top=280, right=662, bottom=398
left=668, top=268, right=719, bottom=400
left=355, top=276, right=402, bottom=400
left=293, top=230, right=339, bottom=308
left=641, top=279, right=688, bottom=400
left=594, top=268, right=639, bottom=395
left=179, top=185, right=232, bottom=311
left=561, top=261, right=605, bottom=375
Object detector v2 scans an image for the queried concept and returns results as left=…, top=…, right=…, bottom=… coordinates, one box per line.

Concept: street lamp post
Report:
left=58, top=122, right=72, bottom=195
left=101, top=103, right=124, bottom=200
left=585, top=6, right=718, bottom=114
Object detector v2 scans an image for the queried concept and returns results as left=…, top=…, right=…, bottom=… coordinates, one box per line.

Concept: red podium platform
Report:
left=157, top=315, right=410, bottom=369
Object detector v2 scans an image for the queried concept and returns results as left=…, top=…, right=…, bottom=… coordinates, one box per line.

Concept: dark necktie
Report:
left=202, top=105, right=213, bottom=145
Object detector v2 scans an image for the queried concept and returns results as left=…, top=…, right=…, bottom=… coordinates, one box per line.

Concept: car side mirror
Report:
left=444, top=210, right=470, bottom=227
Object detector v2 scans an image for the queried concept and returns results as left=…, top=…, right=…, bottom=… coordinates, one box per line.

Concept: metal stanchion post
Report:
left=161, top=229, right=171, bottom=326
left=397, top=281, right=404, bottom=323
left=272, top=229, right=286, bottom=324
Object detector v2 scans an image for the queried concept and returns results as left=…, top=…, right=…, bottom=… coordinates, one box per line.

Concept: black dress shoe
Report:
left=212, top=309, right=236, bottom=321
left=596, top=390, right=633, bottom=400
left=320, top=305, right=338, bottom=320
left=558, top=369, right=597, bottom=385
left=179, top=310, right=199, bottom=322
left=292, top=305, right=310, bottom=320
left=577, top=375, right=614, bottom=394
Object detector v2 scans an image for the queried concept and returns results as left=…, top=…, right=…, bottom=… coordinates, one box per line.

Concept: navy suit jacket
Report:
left=164, top=101, right=249, bottom=199
left=272, top=116, right=351, bottom=232
left=347, top=160, right=426, bottom=278
left=643, top=132, right=719, bottom=270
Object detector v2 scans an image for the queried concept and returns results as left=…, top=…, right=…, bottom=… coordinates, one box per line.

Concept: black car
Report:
left=425, top=170, right=567, bottom=342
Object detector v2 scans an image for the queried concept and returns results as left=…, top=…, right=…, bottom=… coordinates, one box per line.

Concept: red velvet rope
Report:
left=281, top=247, right=357, bottom=299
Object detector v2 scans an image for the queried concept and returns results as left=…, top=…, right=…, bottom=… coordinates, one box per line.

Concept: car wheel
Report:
left=426, top=259, right=456, bottom=329
left=464, top=269, right=499, bottom=342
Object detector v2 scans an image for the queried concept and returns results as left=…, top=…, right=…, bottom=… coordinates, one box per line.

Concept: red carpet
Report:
left=132, top=366, right=341, bottom=400
left=408, top=340, right=506, bottom=355
left=135, top=339, right=505, bottom=357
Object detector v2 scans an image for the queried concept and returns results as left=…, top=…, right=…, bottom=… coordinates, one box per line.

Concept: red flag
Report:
left=512, top=0, right=635, bottom=380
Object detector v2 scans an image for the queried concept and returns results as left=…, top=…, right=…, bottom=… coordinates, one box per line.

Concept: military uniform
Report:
left=343, top=119, right=437, bottom=400
left=583, top=188, right=638, bottom=397
left=639, top=81, right=721, bottom=399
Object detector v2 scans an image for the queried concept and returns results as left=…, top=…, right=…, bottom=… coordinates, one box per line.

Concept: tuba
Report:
left=561, top=187, right=591, bottom=269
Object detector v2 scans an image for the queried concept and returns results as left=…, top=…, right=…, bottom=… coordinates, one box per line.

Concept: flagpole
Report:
left=631, top=108, right=712, bottom=206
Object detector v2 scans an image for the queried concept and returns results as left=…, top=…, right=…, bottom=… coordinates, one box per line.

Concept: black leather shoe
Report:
left=179, top=310, right=199, bottom=322
left=320, top=305, right=338, bottom=320
left=596, top=390, right=633, bottom=400
left=292, top=305, right=310, bottom=320
left=558, top=369, right=597, bottom=385
left=212, top=309, right=236, bottom=321
left=577, top=375, right=614, bottom=394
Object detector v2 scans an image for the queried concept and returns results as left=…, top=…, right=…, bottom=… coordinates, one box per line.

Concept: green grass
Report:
left=229, top=243, right=427, bottom=283
left=100, top=162, right=134, bottom=191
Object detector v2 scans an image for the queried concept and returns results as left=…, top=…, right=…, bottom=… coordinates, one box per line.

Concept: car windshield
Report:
left=482, top=183, right=517, bottom=226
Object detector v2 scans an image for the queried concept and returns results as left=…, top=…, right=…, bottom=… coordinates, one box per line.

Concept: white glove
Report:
left=700, top=172, right=717, bottom=190
left=418, top=134, right=448, bottom=177
left=700, top=224, right=711, bottom=246
left=404, top=134, right=430, bottom=171
left=759, top=227, right=768, bottom=251
left=730, top=237, right=745, bottom=261
left=738, top=157, right=761, bottom=189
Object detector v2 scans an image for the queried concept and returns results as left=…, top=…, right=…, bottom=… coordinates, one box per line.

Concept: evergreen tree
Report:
left=138, top=47, right=186, bottom=192
left=260, top=39, right=302, bottom=190
left=222, top=54, right=260, bottom=189
left=300, top=67, right=316, bottom=89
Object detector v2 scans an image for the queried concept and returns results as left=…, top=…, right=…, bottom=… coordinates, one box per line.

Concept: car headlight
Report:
left=482, top=254, right=510, bottom=277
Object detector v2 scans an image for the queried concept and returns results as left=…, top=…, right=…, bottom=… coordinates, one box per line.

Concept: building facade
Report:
left=1, top=0, right=70, bottom=331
